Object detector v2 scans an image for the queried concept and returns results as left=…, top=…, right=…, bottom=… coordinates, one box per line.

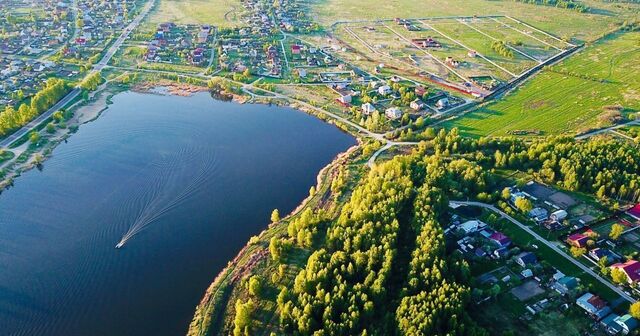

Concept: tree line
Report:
left=0, top=78, right=68, bottom=137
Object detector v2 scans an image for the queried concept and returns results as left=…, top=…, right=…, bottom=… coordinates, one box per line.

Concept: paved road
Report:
left=95, top=0, right=156, bottom=70
left=0, top=88, right=82, bottom=148
left=450, top=200, right=636, bottom=303
left=576, top=120, right=640, bottom=140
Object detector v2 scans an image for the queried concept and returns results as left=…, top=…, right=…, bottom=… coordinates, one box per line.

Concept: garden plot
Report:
left=333, top=16, right=573, bottom=99
left=422, top=20, right=538, bottom=77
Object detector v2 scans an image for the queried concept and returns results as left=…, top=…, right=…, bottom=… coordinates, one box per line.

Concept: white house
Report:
left=410, top=99, right=425, bottom=111
left=550, top=210, right=568, bottom=222
left=361, top=103, right=376, bottom=115
left=385, top=107, right=402, bottom=120
left=378, top=85, right=392, bottom=95
left=436, top=97, right=449, bottom=110
left=458, top=220, right=485, bottom=234
left=338, top=94, right=352, bottom=104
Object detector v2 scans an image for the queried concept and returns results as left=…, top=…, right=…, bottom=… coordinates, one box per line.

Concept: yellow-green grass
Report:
left=148, top=0, right=239, bottom=26
left=313, top=0, right=638, bottom=43
left=427, top=20, right=538, bottom=76
left=443, top=31, right=640, bottom=138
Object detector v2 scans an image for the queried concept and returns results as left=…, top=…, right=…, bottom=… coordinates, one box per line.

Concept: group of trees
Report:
left=79, top=71, right=103, bottom=91
left=396, top=156, right=488, bottom=336
left=486, top=136, right=640, bottom=202
left=268, top=148, right=490, bottom=335
left=512, top=0, right=589, bottom=12
left=491, top=41, right=514, bottom=58
left=0, top=78, right=68, bottom=137
left=277, top=157, right=415, bottom=334
left=286, top=208, right=325, bottom=248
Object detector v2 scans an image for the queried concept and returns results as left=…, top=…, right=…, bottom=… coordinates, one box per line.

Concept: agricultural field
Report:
left=147, top=0, right=238, bottom=26
left=333, top=16, right=573, bottom=99
left=313, top=0, right=640, bottom=43
left=444, top=31, right=640, bottom=137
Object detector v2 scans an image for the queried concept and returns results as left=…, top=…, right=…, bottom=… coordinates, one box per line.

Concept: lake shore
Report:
left=187, top=142, right=360, bottom=336
left=0, top=83, right=357, bottom=336
left=0, top=77, right=362, bottom=335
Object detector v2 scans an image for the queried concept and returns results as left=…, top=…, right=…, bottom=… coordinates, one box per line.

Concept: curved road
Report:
left=450, top=200, right=635, bottom=303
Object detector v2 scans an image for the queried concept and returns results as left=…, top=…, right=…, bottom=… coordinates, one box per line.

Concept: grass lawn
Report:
left=312, top=0, right=638, bottom=43
left=470, top=296, right=590, bottom=336
left=444, top=31, right=640, bottom=137
left=148, top=0, right=239, bottom=26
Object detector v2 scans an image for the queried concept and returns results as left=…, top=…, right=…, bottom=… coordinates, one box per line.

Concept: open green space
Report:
left=313, top=0, right=639, bottom=43
left=470, top=297, right=590, bottom=336
left=148, top=0, right=238, bottom=26
left=444, top=31, right=640, bottom=137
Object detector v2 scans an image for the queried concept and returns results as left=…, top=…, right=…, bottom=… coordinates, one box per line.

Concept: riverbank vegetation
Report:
left=189, top=126, right=640, bottom=335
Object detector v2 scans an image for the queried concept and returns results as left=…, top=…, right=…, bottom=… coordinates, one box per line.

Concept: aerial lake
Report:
left=0, top=91, right=356, bottom=335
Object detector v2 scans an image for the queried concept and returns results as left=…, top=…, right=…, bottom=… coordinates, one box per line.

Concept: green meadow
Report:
left=444, top=31, right=640, bottom=137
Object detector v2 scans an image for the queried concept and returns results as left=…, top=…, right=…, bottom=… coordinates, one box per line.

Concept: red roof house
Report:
left=567, top=233, right=589, bottom=248
left=291, top=45, right=302, bottom=55
left=489, top=232, right=511, bottom=247
left=628, top=204, right=640, bottom=220
left=611, top=260, right=640, bottom=284
left=415, top=85, right=427, bottom=96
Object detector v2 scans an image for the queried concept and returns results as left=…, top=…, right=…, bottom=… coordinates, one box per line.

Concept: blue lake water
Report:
left=0, top=91, right=355, bottom=335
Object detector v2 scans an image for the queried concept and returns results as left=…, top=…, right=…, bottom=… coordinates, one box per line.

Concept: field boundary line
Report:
left=489, top=17, right=564, bottom=51
left=457, top=19, right=542, bottom=64
left=419, top=20, right=518, bottom=78
left=504, top=16, right=575, bottom=47
left=381, top=23, right=470, bottom=82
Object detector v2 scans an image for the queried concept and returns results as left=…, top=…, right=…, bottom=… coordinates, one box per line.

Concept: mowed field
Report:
left=443, top=31, right=640, bottom=137
left=148, top=0, right=239, bottom=26
left=312, top=0, right=639, bottom=43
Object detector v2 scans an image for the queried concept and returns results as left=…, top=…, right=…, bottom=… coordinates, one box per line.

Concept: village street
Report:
left=450, top=200, right=636, bottom=303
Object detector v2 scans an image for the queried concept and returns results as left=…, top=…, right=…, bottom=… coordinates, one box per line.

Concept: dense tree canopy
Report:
left=0, top=78, right=68, bottom=137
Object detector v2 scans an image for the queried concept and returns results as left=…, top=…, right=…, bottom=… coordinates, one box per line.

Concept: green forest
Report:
left=228, top=128, right=640, bottom=335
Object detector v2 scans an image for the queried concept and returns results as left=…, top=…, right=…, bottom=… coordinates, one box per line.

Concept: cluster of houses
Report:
left=449, top=212, right=640, bottom=334
left=273, top=0, right=317, bottom=33
left=65, top=0, right=137, bottom=59
left=576, top=292, right=638, bottom=334
left=562, top=203, right=640, bottom=295
left=329, top=75, right=464, bottom=123
left=289, top=42, right=342, bottom=80
left=144, top=23, right=213, bottom=66
left=220, top=0, right=317, bottom=77
left=241, top=0, right=276, bottom=36
left=0, top=0, right=72, bottom=56
left=449, top=215, right=592, bottom=305
left=0, top=58, right=77, bottom=108
left=508, top=182, right=585, bottom=231
left=447, top=217, right=541, bottom=273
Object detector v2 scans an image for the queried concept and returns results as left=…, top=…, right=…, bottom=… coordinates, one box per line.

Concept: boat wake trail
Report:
left=115, top=146, right=218, bottom=249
